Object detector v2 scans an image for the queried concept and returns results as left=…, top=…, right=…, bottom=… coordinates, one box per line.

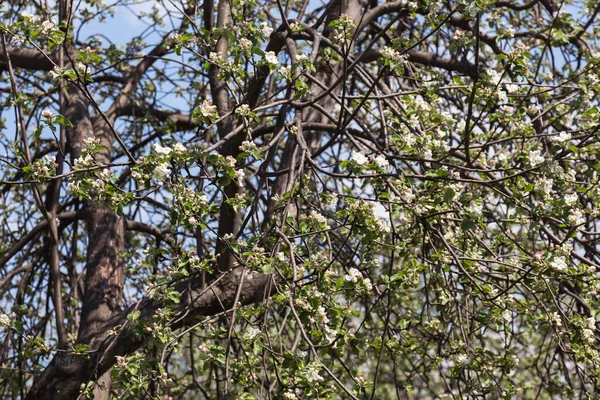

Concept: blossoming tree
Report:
left=1, top=0, right=600, bottom=398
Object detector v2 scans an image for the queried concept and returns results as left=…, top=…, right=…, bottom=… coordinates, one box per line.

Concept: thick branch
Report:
left=358, top=0, right=404, bottom=31
left=0, top=46, right=55, bottom=71
left=116, top=104, right=196, bottom=131
left=361, top=48, right=478, bottom=77
left=0, top=211, right=79, bottom=268
left=25, top=268, right=274, bottom=400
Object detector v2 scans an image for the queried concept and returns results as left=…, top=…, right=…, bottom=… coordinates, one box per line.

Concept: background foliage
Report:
left=2, top=0, right=600, bottom=398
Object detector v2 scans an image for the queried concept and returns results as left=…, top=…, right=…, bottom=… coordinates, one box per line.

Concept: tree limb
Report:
left=25, top=268, right=275, bottom=400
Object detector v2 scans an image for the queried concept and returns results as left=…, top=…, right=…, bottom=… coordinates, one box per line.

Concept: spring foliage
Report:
left=2, top=0, right=600, bottom=398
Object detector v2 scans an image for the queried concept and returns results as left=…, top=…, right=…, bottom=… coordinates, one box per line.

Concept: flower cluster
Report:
left=25, top=155, right=57, bottom=182
left=345, top=151, right=390, bottom=174
left=344, top=267, right=373, bottom=292
left=193, top=100, right=219, bottom=124
left=330, top=15, right=356, bottom=45
left=263, top=51, right=279, bottom=66
left=379, top=46, right=409, bottom=72
left=260, top=22, right=273, bottom=39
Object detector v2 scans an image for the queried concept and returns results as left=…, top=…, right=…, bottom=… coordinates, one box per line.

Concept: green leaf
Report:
left=253, top=340, right=263, bottom=355
left=127, top=310, right=141, bottom=322
left=126, top=363, right=139, bottom=375
left=54, top=115, right=73, bottom=127
left=167, top=290, right=181, bottom=304
left=33, top=126, right=43, bottom=140
left=461, top=219, right=475, bottom=231
left=443, top=188, right=455, bottom=203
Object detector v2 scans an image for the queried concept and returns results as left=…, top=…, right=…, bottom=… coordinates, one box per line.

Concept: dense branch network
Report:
left=1, top=0, right=600, bottom=399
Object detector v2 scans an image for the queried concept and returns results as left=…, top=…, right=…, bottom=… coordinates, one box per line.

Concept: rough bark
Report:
left=77, top=202, right=125, bottom=346
left=265, top=0, right=363, bottom=217
left=8, top=1, right=398, bottom=398
left=24, top=269, right=273, bottom=400
left=210, top=0, right=244, bottom=274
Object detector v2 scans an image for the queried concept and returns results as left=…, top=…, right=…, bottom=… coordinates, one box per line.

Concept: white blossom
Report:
left=315, top=306, right=329, bottom=324
left=550, top=256, right=568, bottom=271
left=0, top=314, right=11, bottom=327
left=12, top=35, right=25, bottom=48
left=565, top=193, right=578, bottom=206
left=260, top=22, right=273, bottom=37
left=456, top=354, right=469, bottom=365
left=67, top=181, right=81, bottom=193
left=225, top=155, right=236, bottom=168
left=264, top=51, right=279, bottom=65
left=551, top=131, right=572, bottom=144
left=423, top=148, right=433, bottom=161
left=305, top=363, right=322, bottom=382
left=402, top=187, right=416, bottom=202
left=375, top=218, right=389, bottom=233
left=235, top=104, right=251, bottom=116
left=239, top=140, right=258, bottom=153
left=243, top=326, right=261, bottom=341
left=582, top=328, right=595, bottom=344
left=551, top=311, right=562, bottom=326
left=467, top=201, right=483, bottom=216
left=239, top=38, right=251, bottom=49
left=324, top=326, right=337, bottom=342
left=308, top=210, right=326, bottom=224
left=537, top=177, right=553, bottom=196
left=49, top=66, right=61, bottom=80
left=74, top=154, right=94, bottom=169
left=404, top=132, right=417, bottom=147
left=487, top=69, right=502, bottom=85
left=153, top=163, right=171, bottom=181
left=153, top=143, right=172, bottom=156
left=502, top=309, right=513, bottom=323
left=326, top=192, right=338, bottom=205
left=380, top=46, right=407, bottom=65
left=374, top=154, right=389, bottom=169
left=568, top=209, right=585, bottom=226
left=345, top=268, right=362, bottom=283
left=197, top=100, right=218, bottom=120
left=277, top=65, right=292, bottom=78
left=496, top=90, right=508, bottom=102
left=198, top=344, right=209, bottom=354
left=173, top=142, right=187, bottom=154
left=41, top=109, right=53, bottom=117
left=529, top=104, right=540, bottom=115
left=41, top=19, right=55, bottom=34
left=209, top=52, right=222, bottom=62
left=528, top=150, right=544, bottom=166
left=351, top=152, right=368, bottom=165
left=296, top=53, right=311, bottom=63
left=83, top=136, right=100, bottom=147
left=234, top=169, right=245, bottom=186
